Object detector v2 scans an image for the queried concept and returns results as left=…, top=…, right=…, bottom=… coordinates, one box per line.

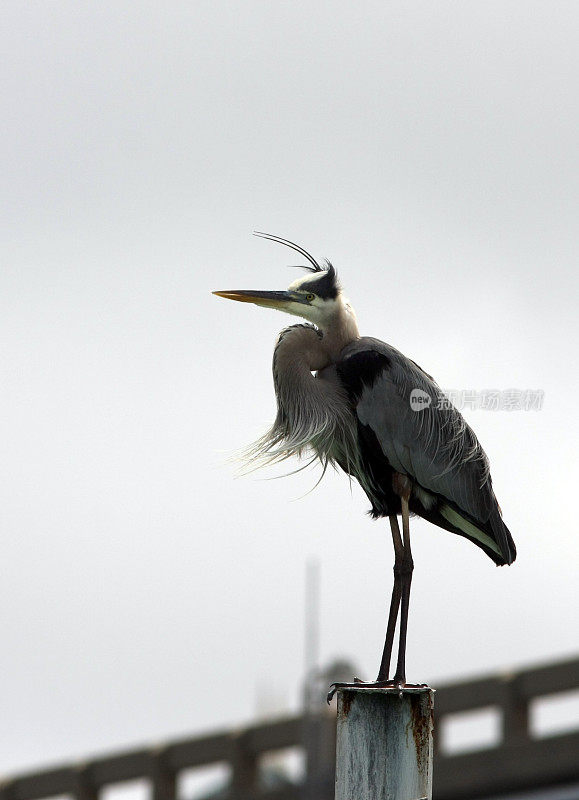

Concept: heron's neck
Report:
left=319, top=298, right=360, bottom=361
left=272, top=325, right=335, bottom=427
left=272, top=300, right=359, bottom=418
left=272, top=324, right=351, bottom=451
left=274, top=325, right=330, bottom=379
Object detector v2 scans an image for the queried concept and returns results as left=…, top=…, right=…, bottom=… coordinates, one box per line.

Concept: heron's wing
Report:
left=336, top=338, right=515, bottom=564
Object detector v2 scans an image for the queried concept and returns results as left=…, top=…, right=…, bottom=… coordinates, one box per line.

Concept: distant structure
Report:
left=303, top=658, right=359, bottom=711
left=1, top=656, right=578, bottom=800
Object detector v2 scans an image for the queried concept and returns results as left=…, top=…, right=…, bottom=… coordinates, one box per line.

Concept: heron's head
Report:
left=213, top=233, right=355, bottom=336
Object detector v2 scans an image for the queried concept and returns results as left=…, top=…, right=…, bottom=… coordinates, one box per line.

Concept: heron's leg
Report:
left=393, top=496, right=414, bottom=685
left=376, top=514, right=404, bottom=681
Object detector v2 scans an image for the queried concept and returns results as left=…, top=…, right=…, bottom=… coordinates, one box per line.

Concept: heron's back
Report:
left=329, top=337, right=516, bottom=565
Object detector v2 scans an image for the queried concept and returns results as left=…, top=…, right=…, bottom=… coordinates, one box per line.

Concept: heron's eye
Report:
left=306, top=293, right=315, bottom=302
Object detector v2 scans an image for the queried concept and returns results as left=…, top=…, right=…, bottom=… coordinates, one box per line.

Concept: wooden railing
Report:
left=1, top=656, right=578, bottom=800
left=434, top=656, right=579, bottom=799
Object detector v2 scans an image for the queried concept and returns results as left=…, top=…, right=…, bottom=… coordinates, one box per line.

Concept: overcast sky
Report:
left=1, top=0, right=578, bottom=777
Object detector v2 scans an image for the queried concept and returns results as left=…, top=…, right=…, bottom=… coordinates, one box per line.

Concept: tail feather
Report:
left=489, top=510, right=517, bottom=565
left=414, top=496, right=516, bottom=566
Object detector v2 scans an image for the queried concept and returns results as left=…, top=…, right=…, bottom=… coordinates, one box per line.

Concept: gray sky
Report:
left=1, top=0, right=578, bottom=776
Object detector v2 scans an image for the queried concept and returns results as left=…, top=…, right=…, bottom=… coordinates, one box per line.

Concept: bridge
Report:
left=1, top=656, right=578, bottom=800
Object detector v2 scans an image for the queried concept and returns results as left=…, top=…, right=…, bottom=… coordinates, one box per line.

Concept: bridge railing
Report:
left=1, top=656, right=578, bottom=800
left=434, top=655, right=579, bottom=798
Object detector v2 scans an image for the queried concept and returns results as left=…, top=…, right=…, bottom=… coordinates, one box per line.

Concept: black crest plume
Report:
left=253, top=231, right=324, bottom=273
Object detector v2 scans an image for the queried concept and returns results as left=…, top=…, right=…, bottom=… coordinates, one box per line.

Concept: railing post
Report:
left=0, top=780, right=13, bottom=800
left=230, top=732, right=258, bottom=800
left=150, top=749, right=176, bottom=800
left=303, top=712, right=336, bottom=799
left=502, top=674, right=529, bottom=747
left=335, top=686, right=434, bottom=800
left=73, top=766, right=99, bottom=800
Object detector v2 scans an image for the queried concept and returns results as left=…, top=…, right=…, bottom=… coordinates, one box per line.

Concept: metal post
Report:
left=335, top=686, right=434, bottom=800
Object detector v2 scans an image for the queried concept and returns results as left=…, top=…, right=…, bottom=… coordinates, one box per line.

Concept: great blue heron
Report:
left=213, top=232, right=516, bottom=690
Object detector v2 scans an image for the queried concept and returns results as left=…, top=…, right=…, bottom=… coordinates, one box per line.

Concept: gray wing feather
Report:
left=342, top=338, right=494, bottom=523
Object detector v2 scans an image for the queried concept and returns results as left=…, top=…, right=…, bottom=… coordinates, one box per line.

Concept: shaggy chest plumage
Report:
left=247, top=324, right=361, bottom=478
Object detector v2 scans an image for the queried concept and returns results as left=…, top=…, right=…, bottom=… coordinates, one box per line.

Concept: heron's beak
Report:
left=212, top=290, right=305, bottom=309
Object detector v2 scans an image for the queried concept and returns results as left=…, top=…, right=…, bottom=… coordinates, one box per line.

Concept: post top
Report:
left=327, top=681, right=435, bottom=703
left=333, top=683, right=434, bottom=697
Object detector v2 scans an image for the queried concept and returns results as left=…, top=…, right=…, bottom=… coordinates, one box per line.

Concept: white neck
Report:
left=318, top=295, right=360, bottom=362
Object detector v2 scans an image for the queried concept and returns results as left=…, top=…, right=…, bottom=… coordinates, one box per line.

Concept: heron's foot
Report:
left=327, top=677, right=368, bottom=703
left=327, top=678, right=428, bottom=704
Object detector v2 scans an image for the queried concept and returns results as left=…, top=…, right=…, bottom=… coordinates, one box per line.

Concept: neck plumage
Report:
left=272, top=325, right=335, bottom=442
left=244, top=298, right=360, bottom=471
left=253, top=319, right=356, bottom=466
left=320, top=297, right=360, bottom=361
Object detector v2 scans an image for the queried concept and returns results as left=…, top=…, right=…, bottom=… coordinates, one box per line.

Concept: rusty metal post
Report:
left=335, top=686, right=434, bottom=800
